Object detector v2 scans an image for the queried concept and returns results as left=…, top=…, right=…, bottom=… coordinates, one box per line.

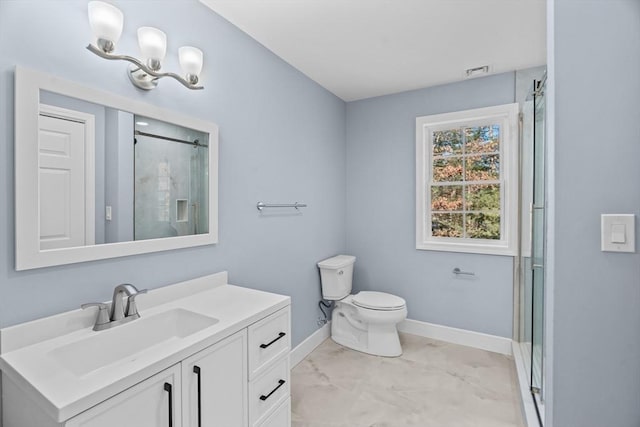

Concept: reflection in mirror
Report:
left=134, top=116, right=209, bottom=240
left=37, top=91, right=209, bottom=250
left=15, top=67, right=218, bottom=270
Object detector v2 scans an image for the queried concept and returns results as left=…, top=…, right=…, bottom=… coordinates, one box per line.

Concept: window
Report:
left=416, top=103, right=518, bottom=255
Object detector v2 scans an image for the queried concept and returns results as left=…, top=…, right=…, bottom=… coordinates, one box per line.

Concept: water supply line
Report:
left=318, top=300, right=333, bottom=326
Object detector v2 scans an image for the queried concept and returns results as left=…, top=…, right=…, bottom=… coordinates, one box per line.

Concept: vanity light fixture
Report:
left=86, top=1, right=204, bottom=90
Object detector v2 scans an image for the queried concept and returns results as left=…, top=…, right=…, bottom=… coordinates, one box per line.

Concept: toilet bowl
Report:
left=317, top=255, right=407, bottom=357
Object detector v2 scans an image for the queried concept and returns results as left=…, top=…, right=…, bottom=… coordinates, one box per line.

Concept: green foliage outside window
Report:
left=431, top=125, right=501, bottom=240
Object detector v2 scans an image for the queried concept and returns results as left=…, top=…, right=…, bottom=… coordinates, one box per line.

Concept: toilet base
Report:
left=330, top=299, right=405, bottom=357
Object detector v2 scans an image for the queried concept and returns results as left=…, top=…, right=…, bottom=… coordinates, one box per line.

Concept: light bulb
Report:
left=137, top=27, right=167, bottom=71
left=179, top=46, right=204, bottom=84
left=87, top=1, right=123, bottom=53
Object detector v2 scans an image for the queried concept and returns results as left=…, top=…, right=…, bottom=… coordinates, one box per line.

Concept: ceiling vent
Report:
left=465, top=65, right=490, bottom=79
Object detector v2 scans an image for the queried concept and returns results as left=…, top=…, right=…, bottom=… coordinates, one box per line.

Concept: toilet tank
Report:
left=317, top=255, right=356, bottom=300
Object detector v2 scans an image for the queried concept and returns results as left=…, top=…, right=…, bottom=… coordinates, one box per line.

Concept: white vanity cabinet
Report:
left=0, top=277, right=291, bottom=427
left=65, top=329, right=248, bottom=427
left=2, top=307, right=290, bottom=427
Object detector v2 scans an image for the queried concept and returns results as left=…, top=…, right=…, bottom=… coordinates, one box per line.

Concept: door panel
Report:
left=530, top=80, right=546, bottom=394
left=66, top=364, right=181, bottom=427
left=182, top=330, right=248, bottom=427
left=38, top=114, right=87, bottom=250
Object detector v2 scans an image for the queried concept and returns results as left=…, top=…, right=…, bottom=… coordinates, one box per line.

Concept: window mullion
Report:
left=461, top=126, right=467, bottom=239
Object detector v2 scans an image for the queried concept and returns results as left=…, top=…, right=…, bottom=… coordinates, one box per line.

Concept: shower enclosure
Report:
left=517, top=70, right=547, bottom=425
left=134, top=116, right=209, bottom=241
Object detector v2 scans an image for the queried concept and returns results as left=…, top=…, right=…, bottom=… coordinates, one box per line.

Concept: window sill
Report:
left=416, top=241, right=516, bottom=256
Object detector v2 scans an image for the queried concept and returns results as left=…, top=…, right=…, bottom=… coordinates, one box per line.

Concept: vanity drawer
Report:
left=249, top=357, right=290, bottom=427
left=256, top=397, right=290, bottom=427
left=248, top=307, right=290, bottom=379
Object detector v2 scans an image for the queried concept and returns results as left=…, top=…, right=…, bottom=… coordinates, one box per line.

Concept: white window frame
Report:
left=416, top=103, right=519, bottom=256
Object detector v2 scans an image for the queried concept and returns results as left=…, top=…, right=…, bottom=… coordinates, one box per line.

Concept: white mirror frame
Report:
left=15, top=66, right=218, bottom=270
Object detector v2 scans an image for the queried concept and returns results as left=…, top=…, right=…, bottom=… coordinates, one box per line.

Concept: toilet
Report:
left=317, top=255, right=407, bottom=357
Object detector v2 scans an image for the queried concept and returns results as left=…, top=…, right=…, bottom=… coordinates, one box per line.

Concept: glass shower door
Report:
left=133, top=116, right=209, bottom=241
left=531, top=78, right=546, bottom=395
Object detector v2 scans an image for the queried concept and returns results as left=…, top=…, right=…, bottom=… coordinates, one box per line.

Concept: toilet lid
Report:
left=352, top=291, right=406, bottom=310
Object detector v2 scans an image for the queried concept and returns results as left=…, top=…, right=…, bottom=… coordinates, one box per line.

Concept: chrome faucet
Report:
left=82, top=283, right=148, bottom=331
left=110, top=283, right=147, bottom=321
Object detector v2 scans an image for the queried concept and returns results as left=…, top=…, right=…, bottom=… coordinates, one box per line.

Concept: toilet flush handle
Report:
left=338, top=270, right=344, bottom=275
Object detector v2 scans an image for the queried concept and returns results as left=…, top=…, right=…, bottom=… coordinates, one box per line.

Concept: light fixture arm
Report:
left=86, top=44, right=204, bottom=90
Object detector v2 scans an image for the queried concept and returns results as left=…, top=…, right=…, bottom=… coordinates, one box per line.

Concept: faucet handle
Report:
left=81, top=302, right=111, bottom=331
left=125, top=289, right=148, bottom=318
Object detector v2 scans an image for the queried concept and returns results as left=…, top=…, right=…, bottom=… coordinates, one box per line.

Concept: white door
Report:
left=65, top=364, right=182, bottom=427
left=182, top=330, right=248, bottom=427
left=38, top=106, right=95, bottom=250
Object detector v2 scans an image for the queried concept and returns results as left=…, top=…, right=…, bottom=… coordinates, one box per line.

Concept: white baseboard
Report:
left=398, top=319, right=513, bottom=356
left=512, top=341, right=542, bottom=427
left=289, top=322, right=331, bottom=368
left=290, top=319, right=511, bottom=367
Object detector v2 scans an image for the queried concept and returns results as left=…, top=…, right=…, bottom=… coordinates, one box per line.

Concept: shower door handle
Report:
left=530, top=203, right=545, bottom=271
left=528, top=203, right=534, bottom=259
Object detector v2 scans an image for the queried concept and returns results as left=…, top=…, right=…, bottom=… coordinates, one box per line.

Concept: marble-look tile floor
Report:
left=291, top=333, right=524, bottom=427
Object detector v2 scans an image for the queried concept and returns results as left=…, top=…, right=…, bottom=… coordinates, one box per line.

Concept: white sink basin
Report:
left=49, top=308, right=218, bottom=376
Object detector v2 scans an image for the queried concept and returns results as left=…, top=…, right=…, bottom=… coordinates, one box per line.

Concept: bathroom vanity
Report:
left=0, top=272, right=291, bottom=427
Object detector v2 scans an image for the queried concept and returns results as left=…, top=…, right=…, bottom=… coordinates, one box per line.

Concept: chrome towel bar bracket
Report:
left=256, top=202, right=307, bottom=212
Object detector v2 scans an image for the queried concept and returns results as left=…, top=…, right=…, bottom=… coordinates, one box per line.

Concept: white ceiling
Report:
left=200, top=0, right=546, bottom=101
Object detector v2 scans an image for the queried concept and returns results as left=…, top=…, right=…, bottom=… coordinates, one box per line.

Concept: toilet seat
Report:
left=352, top=291, right=406, bottom=311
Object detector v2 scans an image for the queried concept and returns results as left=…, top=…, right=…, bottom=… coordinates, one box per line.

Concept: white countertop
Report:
left=0, top=272, right=290, bottom=422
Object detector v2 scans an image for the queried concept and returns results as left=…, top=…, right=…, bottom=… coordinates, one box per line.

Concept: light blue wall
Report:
left=345, top=73, right=517, bottom=338
left=0, top=0, right=346, bottom=347
left=551, top=0, right=640, bottom=425
left=1, top=1, right=528, bottom=347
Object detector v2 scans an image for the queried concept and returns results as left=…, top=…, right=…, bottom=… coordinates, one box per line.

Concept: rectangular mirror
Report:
left=15, top=66, right=218, bottom=270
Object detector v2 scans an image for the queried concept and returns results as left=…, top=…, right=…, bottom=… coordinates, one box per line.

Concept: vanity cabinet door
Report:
left=182, top=329, right=248, bottom=427
left=66, top=364, right=182, bottom=427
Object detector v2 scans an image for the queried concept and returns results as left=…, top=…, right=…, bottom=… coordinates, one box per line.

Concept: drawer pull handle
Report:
left=164, top=382, right=173, bottom=427
left=193, top=366, right=202, bottom=427
left=260, top=379, right=286, bottom=401
left=260, top=332, right=286, bottom=349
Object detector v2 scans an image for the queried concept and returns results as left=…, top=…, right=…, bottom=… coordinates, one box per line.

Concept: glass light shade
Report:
left=179, top=46, right=204, bottom=76
left=137, top=27, right=167, bottom=62
left=88, top=1, right=124, bottom=47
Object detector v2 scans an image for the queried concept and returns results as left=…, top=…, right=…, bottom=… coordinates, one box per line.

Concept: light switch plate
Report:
left=601, top=214, right=635, bottom=253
